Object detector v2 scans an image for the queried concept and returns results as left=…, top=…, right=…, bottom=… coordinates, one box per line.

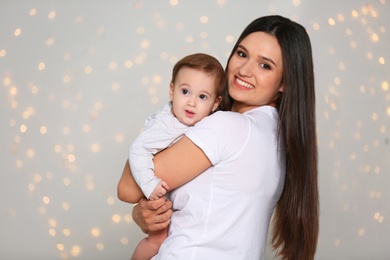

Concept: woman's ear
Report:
left=212, top=96, right=222, bottom=112
left=278, top=84, right=284, bottom=92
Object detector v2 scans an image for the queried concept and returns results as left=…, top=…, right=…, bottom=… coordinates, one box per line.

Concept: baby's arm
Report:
left=149, top=180, right=169, bottom=200
left=129, top=106, right=188, bottom=199
left=129, top=143, right=162, bottom=199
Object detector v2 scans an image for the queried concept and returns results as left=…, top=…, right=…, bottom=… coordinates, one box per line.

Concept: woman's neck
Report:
left=231, top=100, right=277, bottom=113
left=231, top=103, right=258, bottom=114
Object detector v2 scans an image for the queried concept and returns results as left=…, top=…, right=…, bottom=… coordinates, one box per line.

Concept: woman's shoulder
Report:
left=205, top=107, right=277, bottom=126
left=192, top=111, right=251, bottom=139
left=205, top=110, right=248, bottom=125
left=190, top=111, right=249, bottom=137
left=244, top=105, right=277, bottom=117
left=186, top=111, right=251, bottom=164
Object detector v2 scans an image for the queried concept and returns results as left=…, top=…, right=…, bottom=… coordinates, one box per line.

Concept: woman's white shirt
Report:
left=152, top=106, right=285, bottom=260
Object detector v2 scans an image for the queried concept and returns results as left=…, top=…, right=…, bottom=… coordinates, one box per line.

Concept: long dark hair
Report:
left=225, top=15, right=319, bottom=260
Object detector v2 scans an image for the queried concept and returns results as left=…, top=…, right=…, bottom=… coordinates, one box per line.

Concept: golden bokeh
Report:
left=1, top=1, right=388, bottom=259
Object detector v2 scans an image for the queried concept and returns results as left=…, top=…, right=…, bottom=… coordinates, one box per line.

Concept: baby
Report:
left=129, top=53, right=225, bottom=260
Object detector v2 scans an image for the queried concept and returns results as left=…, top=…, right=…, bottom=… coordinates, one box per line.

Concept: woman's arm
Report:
left=117, top=135, right=212, bottom=202
left=117, top=159, right=144, bottom=203
left=153, top=135, right=212, bottom=189
left=117, top=159, right=173, bottom=232
left=117, top=135, right=211, bottom=232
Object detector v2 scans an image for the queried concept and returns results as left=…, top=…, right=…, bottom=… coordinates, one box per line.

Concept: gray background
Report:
left=1, top=0, right=389, bottom=259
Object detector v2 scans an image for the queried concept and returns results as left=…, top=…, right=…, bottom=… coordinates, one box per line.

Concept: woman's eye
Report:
left=237, top=50, right=246, bottom=58
left=260, top=63, right=271, bottom=70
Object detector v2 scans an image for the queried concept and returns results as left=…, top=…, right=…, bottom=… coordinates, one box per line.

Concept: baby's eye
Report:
left=181, top=89, right=189, bottom=95
left=199, top=94, right=207, bottom=100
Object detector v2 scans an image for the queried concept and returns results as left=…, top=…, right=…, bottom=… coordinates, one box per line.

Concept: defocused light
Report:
left=14, top=28, right=21, bottom=36
left=48, top=11, right=56, bottom=19
left=292, top=0, right=300, bottom=6
left=200, top=16, right=208, bottom=24
left=185, top=36, right=194, bottom=43
left=112, top=214, right=121, bottom=223
left=29, top=8, right=37, bottom=16
left=56, top=244, right=64, bottom=251
left=49, top=229, right=56, bottom=237
left=96, top=243, right=104, bottom=251
left=70, top=246, right=81, bottom=257
left=120, top=237, right=129, bottom=245
left=140, top=40, right=150, bottom=49
left=91, top=228, right=100, bottom=237
left=226, top=35, right=234, bottom=43
left=63, top=229, right=71, bottom=237
left=49, top=219, right=57, bottom=228
left=38, top=62, right=45, bottom=70
left=43, top=196, right=50, bottom=205
left=170, top=0, right=178, bottom=6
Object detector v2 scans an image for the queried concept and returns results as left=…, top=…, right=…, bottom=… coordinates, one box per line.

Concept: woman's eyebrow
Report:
left=260, top=55, right=276, bottom=66
left=237, top=44, right=277, bottom=66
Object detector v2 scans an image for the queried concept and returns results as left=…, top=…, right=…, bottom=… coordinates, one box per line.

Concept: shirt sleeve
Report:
left=185, top=111, right=250, bottom=165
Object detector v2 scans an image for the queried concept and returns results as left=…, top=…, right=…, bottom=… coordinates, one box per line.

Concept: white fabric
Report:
left=129, top=102, right=188, bottom=199
left=152, top=106, right=285, bottom=260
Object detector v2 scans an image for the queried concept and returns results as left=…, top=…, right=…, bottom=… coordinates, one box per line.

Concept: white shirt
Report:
left=153, top=106, right=285, bottom=260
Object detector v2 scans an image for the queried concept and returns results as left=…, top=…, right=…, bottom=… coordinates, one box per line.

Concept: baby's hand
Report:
left=149, top=180, right=169, bottom=200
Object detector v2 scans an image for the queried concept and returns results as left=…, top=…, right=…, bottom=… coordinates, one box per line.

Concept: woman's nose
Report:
left=238, top=60, right=252, bottom=77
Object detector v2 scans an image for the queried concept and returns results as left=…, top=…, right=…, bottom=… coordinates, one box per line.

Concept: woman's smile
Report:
left=235, top=76, right=254, bottom=89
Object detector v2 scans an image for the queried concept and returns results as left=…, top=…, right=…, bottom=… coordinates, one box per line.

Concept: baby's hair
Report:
left=171, top=53, right=226, bottom=100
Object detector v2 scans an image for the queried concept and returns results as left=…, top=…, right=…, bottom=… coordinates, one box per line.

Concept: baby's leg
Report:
left=149, top=180, right=169, bottom=200
left=131, top=227, right=168, bottom=260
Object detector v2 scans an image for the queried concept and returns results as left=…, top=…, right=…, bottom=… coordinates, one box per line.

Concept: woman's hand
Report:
left=133, top=197, right=173, bottom=233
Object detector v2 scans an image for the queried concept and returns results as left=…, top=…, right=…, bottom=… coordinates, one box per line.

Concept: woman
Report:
left=118, top=15, right=319, bottom=260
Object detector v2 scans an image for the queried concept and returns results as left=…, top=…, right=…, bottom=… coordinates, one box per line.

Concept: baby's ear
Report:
left=169, top=83, right=174, bottom=100
left=212, top=96, right=222, bottom=112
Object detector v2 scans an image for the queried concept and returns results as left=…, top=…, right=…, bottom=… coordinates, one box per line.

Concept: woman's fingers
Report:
left=134, top=197, right=173, bottom=232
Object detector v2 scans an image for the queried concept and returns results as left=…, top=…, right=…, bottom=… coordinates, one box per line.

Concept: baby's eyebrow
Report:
left=200, top=90, right=212, bottom=96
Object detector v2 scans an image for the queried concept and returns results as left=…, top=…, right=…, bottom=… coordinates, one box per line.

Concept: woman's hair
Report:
left=225, top=15, right=319, bottom=260
left=171, top=53, right=226, bottom=101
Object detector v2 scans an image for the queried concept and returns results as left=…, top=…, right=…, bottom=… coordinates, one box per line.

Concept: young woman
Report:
left=118, top=15, right=319, bottom=260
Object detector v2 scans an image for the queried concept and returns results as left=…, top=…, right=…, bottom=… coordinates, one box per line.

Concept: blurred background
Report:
left=0, top=0, right=389, bottom=259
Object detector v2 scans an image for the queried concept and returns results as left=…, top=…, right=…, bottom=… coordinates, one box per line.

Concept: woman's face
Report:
left=227, top=31, right=284, bottom=113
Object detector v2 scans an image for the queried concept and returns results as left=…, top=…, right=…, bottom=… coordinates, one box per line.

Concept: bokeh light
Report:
left=0, top=1, right=389, bottom=259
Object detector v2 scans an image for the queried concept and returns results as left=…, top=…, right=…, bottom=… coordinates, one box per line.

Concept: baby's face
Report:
left=170, top=67, right=220, bottom=126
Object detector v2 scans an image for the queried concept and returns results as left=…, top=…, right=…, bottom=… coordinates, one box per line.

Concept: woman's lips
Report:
left=235, top=76, right=254, bottom=89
